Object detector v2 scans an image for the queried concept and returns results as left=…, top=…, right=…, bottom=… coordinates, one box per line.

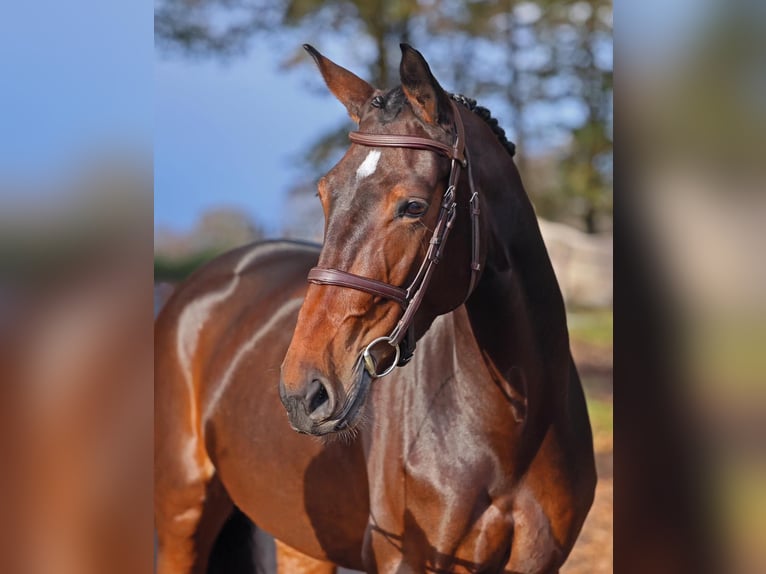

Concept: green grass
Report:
left=586, top=396, right=613, bottom=442
left=716, top=462, right=766, bottom=564
left=689, top=318, right=766, bottom=393
left=568, top=308, right=613, bottom=348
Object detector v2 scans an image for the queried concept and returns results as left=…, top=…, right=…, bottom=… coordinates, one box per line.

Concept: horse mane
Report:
left=376, top=87, right=516, bottom=158
left=450, top=94, right=516, bottom=158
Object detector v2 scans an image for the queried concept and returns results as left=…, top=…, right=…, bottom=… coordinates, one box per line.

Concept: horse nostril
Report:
left=307, top=380, right=329, bottom=415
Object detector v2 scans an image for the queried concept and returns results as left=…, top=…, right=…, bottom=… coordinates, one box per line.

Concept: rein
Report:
left=307, top=99, right=481, bottom=378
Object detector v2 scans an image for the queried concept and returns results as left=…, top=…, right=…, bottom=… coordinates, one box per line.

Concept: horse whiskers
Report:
left=354, top=410, right=374, bottom=436
left=316, top=417, right=362, bottom=445
left=339, top=424, right=359, bottom=444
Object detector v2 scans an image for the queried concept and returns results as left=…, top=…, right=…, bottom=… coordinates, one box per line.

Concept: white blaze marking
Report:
left=356, top=150, right=381, bottom=181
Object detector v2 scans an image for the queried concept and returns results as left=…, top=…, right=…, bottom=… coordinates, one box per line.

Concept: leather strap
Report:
left=349, top=98, right=467, bottom=167
left=388, top=183, right=458, bottom=347
left=348, top=132, right=466, bottom=166
left=307, top=268, right=407, bottom=307
left=466, top=147, right=481, bottom=295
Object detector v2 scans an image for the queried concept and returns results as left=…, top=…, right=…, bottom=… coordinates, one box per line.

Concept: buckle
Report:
left=442, top=185, right=456, bottom=208
left=470, top=191, right=480, bottom=215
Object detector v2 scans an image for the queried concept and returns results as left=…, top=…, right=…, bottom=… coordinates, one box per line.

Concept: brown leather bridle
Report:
left=307, top=99, right=481, bottom=378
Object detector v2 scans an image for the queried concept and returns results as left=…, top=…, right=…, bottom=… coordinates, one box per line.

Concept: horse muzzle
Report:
left=278, top=367, right=372, bottom=436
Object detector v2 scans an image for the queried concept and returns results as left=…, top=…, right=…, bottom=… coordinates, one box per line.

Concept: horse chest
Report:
left=363, top=380, right=518, bottom=571
left=365, top=445, right=515, bottom=572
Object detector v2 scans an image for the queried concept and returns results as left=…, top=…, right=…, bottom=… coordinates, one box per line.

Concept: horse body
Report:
left=155, top=242, right=369, bottom=571
left=155, top=44, right=596, bottom=574
left=200, top=245, right=371, bottom=568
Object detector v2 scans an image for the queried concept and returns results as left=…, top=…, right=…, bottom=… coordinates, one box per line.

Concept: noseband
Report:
left=307, top=99, right=481, bottom=378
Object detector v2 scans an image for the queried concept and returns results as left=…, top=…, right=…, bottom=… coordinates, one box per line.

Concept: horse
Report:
left=155, top=44, right=596, bottom=574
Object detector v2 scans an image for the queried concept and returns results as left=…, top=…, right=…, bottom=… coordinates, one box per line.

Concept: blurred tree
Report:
left=548, top=1, right=613, bottom=233
left=156, top=0, right=612, bottom=233
left=154, top=208, right=264, bottom=258
left=154, top=207, right=266, bottom=281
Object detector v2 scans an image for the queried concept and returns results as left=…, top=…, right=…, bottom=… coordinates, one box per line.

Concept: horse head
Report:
left=279, top=44, right=487, bottom=436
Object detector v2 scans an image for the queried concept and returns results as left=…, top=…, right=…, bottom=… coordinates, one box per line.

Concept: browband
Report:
left=348, top=132, right=466, bottom=166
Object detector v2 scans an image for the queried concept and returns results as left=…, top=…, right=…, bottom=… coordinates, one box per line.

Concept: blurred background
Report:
left=0, top=2, right=153, bottom=574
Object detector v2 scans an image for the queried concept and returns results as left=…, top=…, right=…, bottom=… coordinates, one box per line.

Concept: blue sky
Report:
left=155, top=45, right=341, bottom=236
left=0, top=1, right=343, bottom=236
left=0, top=0, right=152, bottom=187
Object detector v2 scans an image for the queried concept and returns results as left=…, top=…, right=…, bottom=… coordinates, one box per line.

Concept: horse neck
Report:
left=464, top=125, right=571, bottom=402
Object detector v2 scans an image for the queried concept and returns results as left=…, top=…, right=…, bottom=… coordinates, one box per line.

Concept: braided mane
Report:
left=450, top=93, right=516, bottom=158
left=375, top=87, right=516, bottom=158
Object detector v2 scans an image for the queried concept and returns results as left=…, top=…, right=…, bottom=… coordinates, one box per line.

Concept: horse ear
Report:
left=399, top=44, right=452, bottom=126
left=303, top=44, right=375, bottom=124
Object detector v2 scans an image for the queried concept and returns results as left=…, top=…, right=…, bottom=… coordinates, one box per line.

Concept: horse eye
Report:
left=403, top=200, right=427, bottom=218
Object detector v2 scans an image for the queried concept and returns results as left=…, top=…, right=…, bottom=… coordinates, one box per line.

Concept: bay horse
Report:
left=155, top=44, right=596, bottom=573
